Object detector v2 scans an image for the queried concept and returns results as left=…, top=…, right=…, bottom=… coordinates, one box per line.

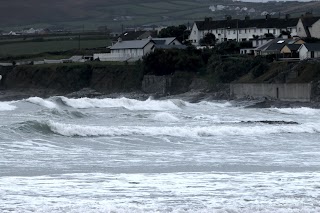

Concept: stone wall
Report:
left=230, top=83, right=312, bottom=102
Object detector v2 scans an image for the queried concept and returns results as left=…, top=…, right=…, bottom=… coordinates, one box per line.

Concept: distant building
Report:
left=254, top=37, right=304, bottom=56
left=113, top=31, right=158, bottom=45
left=298, top=43, right=320, bottom=60
left=296, top=13, right=320, bottom=39
left=189, top=15, right=299, bottom=45
left=94, top=37, right=186, bottom=62
left=94, top=38, right=155, bottom=62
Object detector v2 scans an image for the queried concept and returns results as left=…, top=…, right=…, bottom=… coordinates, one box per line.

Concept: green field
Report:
left=0, top=39, right=110, bottom=56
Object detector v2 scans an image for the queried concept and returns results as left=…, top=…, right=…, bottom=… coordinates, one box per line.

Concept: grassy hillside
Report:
left=1, top=0, right=320, bottom=31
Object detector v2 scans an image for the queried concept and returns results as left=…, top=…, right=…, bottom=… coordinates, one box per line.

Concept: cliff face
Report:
left=0, top=63, right=143, bottom=94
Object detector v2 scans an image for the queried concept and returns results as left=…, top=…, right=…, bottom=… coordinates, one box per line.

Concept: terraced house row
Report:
left=189, top=13, right=320, bottom=46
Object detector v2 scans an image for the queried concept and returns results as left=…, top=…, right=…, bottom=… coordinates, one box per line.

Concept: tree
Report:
left=200, top=33, right=216, bottom=46
left=158, top=25, right=189, bottom=42
left=264, top=33, right=275, bottom=39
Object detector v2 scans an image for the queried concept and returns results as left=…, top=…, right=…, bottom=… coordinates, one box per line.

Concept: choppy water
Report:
left=1, top=96, right=320, bottom=213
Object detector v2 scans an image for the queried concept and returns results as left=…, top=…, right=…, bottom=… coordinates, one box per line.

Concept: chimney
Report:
left=305, top=11, right=313, bottom=18
left=285, top=14, right=290, bottom=20
left=204, top=17, right=212, bottom=22
left=225, top=15, right=232, bottom=21
left=266, top=14, right=271, bottom=20
left=245, top=15, right=250, bottom=21
left=118, top=37, right=122, bottom=42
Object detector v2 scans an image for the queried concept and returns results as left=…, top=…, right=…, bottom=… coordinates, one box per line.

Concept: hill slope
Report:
left=1, top=0, right=320, bottom=30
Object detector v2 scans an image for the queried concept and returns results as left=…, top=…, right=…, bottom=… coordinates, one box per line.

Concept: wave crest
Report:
left=26, top=97, right=58, bottom=109
left=60, top=97, right=184, bottom=111
left=0, top=101, right=16, bottom=111
left=25, top=121, right=320, bottom=137
left=270, top=107, right=320, bottom=115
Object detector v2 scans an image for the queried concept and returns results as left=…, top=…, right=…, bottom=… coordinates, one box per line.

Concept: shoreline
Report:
left=1, top=88, right=320, bottom=109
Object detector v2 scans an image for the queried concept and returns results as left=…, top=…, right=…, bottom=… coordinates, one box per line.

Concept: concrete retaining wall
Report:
left=230, top=83, right=312, bottom=102
left=142, top=75, right=172, bottom=94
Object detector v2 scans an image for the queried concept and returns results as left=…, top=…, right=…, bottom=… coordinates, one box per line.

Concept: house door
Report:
left=311, top=51, right=315, bottom=58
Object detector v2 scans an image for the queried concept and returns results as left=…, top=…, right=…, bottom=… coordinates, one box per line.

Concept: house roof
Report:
left=195, top=17, right=300, bottom=30
left=286, top=44, right=302, bottom=51
left=303, top=43, right=320, bottom=51
left=117, top=31, right=157, bottom=41
left=152, top=37, right=177, bottom=45
left=110, top=39, right=154, bottom=50
left=255, top=38, right=303, bottom=52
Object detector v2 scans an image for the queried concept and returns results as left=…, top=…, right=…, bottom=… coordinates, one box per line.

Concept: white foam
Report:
left=0, top=101, right=17, bottom=111
left=193, top=115, right=221, bottom=122
left=197, top=101, right=232, bottom=108
left=270, top=107, right=320, bottom=115
left=60, top=97, right=183, bottom=111
left=46, top=121, right=320, bottom=137
left=26, top=97, right=58, bottom=109
left=152, top=112, right=180, bottom=122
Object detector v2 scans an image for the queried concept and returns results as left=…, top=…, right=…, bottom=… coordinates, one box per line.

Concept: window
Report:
left=194, top=31, right=196, bottom=35
left=239, top=29, right=242, bottom=34
left=273, top=29, right=276, bottom=34
left=233, top=30, right=236, bottom=34
left=254, top=28, right=256, bottom=33
left=216, top=29, right=218, bottom=33
left=260, top=29, right=263, bottom=33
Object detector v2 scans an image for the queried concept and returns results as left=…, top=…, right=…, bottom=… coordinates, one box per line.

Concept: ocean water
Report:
left=1, top=96, right=320, bottom=213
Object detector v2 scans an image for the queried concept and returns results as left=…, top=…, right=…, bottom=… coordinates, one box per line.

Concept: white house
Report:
left=296, top=13, right=320, bottom=39
left=298, top=43, right=320, bottom=60
left=94, top=39, right=155, bottom=62
left=189, top=15, right=299, bottom=46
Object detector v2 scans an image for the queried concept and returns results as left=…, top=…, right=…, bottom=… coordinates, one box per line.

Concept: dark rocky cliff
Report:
left=0, top=63, right=143, bottom=95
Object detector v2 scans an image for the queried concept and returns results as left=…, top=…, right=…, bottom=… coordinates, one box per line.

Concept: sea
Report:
left=0, top=96, right=320, bottom=213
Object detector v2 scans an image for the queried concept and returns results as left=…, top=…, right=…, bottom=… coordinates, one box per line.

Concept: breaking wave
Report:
left=270, top=107, right=320, bottom=115
left=59, top=97, right=184, bottom=111
left=26, top=97, right=58, bottom=109
left=152, top=112, right=180, bottom=122
left=0, top=101, right=16, bottom=111
left=196, top=101, right=232, bottom=108
left=18, top=120, right=320, bottom=137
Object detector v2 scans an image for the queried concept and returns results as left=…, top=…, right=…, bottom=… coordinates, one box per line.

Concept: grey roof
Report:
left=152, top=37, right=177, bottom=45
left=110, top=39, right=154, bottom=50
left=286, top=44, right=302, bottom=51
left=255, top=38, right=303, bottom=52
left=195, top=17, right=300, bottom=31
left=303, top=43, right=320, bottom=51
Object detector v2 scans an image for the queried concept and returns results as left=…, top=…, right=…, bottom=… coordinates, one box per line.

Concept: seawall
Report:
left=230, top=83, right=312, bottom=102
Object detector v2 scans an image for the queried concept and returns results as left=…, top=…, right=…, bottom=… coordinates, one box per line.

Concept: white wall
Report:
left=299, top=45, right=320, bottom=60
left=309, top=19, right=320, bottom=39
left=190, top=23, right=297, bottom=45
left=189, top=23, right=200, bottom=45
